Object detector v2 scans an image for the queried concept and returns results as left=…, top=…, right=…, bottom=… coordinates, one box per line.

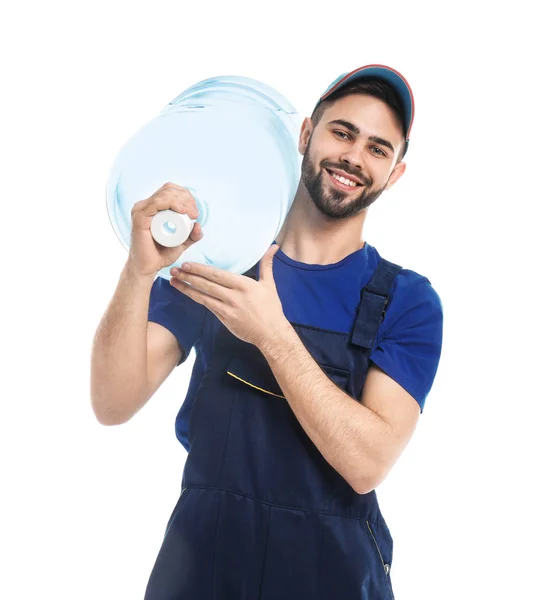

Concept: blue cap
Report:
left=316, top=64, right=415, bottom=155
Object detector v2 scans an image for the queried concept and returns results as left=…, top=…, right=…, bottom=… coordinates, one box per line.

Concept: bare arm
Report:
left=90, top=263, right=182, bottom=425
left=90, top=182, right=202, bottom=425
left=261, top=323, right=420, bottom=494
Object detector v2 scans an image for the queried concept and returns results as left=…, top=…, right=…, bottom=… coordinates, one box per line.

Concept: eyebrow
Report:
left=327, top=119, right=396, bottom=154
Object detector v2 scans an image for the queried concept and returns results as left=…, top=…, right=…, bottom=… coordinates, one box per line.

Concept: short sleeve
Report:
left=369, top=272, right=444, bottom=412
left=148, top=276, right=207, bottom=366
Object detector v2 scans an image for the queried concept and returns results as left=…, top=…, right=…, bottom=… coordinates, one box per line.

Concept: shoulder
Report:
left=367, top=246, right=443, bottom=317
left=379, top=260, right=443, bottom=337
left=370, top=261, right=444, bottom=410
left=393, top=268, right=443, bottom=312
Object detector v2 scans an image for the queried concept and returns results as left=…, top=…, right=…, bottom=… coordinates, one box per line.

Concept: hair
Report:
left=310, top=77, right=408, bottom=161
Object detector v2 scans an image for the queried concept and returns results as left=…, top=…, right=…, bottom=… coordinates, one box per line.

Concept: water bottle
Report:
left=106, top=75, right=302, bottom=280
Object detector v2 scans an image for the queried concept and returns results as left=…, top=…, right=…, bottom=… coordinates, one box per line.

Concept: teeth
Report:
left=330, top=171, right=358, bottom=187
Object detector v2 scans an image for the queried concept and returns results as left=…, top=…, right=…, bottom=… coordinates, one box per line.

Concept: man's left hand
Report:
left=169, top=244, right=288, bottom=348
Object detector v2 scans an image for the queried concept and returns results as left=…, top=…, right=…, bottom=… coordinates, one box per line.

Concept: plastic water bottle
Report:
left=106, top=76, right=302, bottom=280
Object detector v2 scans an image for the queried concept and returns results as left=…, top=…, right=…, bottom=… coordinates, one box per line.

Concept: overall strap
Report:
left=351, top=258, right=403, bottom=349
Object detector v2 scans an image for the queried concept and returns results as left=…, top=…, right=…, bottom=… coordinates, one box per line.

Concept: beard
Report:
left=301, top=138, right=388, bottom=220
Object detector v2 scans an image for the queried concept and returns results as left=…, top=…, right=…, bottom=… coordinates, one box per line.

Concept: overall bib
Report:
left=145, top=257, right=402, bottom=600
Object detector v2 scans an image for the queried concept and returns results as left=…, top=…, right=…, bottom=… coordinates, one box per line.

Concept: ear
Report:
left=384, top=161, right=407, bottom=191
left=298, top=117, right=313, bottom=155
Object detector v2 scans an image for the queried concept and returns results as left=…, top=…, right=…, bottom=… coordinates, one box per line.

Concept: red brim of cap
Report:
left=319, top=63, right=415, bottom=143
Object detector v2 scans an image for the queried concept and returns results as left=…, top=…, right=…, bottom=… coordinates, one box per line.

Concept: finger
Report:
left=159, top=182, right=188, bottom=192
left=259, top=244, right=280, bottom=284
left=193, top=222, right=204, bottom=238
left=179, top=262, right=243, bottom=290
left=132, top=195, right=198, bottom=225
left=172, top=271, right=231, bottom=302
left=156, top=190, right=199, bottom=220
left=171, top=278, right=225, bottom=315
left=185, top=222, right=204, bottom=246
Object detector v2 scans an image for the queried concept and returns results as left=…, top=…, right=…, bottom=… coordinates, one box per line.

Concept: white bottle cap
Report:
left=150, top=210, right=195, bottom=248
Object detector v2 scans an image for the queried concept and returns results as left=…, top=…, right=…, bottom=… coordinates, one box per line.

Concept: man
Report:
left=91, top=64, right=443, bottom=599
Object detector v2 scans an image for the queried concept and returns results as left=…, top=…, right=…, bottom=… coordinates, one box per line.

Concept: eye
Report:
left=334, top=130, right=351, bottom=140
left=371, top=146, right=387, bottom=157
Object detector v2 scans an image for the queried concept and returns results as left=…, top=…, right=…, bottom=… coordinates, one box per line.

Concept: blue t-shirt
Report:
left=148, top=242, right=443, bottom=452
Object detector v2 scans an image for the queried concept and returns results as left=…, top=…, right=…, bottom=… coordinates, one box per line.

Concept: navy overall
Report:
left=145, top=257, right=402, bottom=600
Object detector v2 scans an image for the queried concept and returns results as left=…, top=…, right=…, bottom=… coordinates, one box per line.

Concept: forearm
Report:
left=90, top=262, right=155, bottom=424
left=260, top=322, right=392, bottom=494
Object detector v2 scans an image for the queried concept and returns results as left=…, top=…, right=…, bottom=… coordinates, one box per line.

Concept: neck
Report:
left=275, top=184, right=367, bottom=265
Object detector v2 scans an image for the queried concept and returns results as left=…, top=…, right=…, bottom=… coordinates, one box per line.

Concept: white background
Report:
left=1, top=1, right=540, bottom=598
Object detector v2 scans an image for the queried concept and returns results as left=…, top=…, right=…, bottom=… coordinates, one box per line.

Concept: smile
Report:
left=325, top=169, right=362, bottom=190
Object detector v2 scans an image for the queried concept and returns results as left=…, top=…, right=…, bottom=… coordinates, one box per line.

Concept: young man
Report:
left=91, top=64, right=443, bottom=599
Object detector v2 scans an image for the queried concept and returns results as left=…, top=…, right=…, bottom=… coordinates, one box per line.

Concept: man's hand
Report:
left=169, top=244, right=289, bottom=348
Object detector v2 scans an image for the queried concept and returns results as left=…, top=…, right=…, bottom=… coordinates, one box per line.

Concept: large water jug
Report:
left=106, top=76, right=302, bottom=280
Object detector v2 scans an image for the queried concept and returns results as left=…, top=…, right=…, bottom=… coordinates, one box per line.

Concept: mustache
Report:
left=322, top=162, right=372, bottom=187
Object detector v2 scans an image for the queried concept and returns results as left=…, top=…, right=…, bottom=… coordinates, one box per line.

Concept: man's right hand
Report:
left=127, top=182, right=204, bottom=278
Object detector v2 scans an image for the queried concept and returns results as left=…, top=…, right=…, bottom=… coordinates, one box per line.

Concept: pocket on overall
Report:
left=260, top=508, right=381, bottom=599
left=365, top=519, right=394, bottom=585
left=226, top=350, right=286, bottom=398
left=226, top=351, right=351, bottom=397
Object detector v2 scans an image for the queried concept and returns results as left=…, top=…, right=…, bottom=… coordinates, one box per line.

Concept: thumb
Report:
left=259, top=244, right=280, bottom=285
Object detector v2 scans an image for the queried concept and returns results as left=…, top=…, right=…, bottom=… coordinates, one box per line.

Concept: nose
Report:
left=340, top=144, right=366, bottom=172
